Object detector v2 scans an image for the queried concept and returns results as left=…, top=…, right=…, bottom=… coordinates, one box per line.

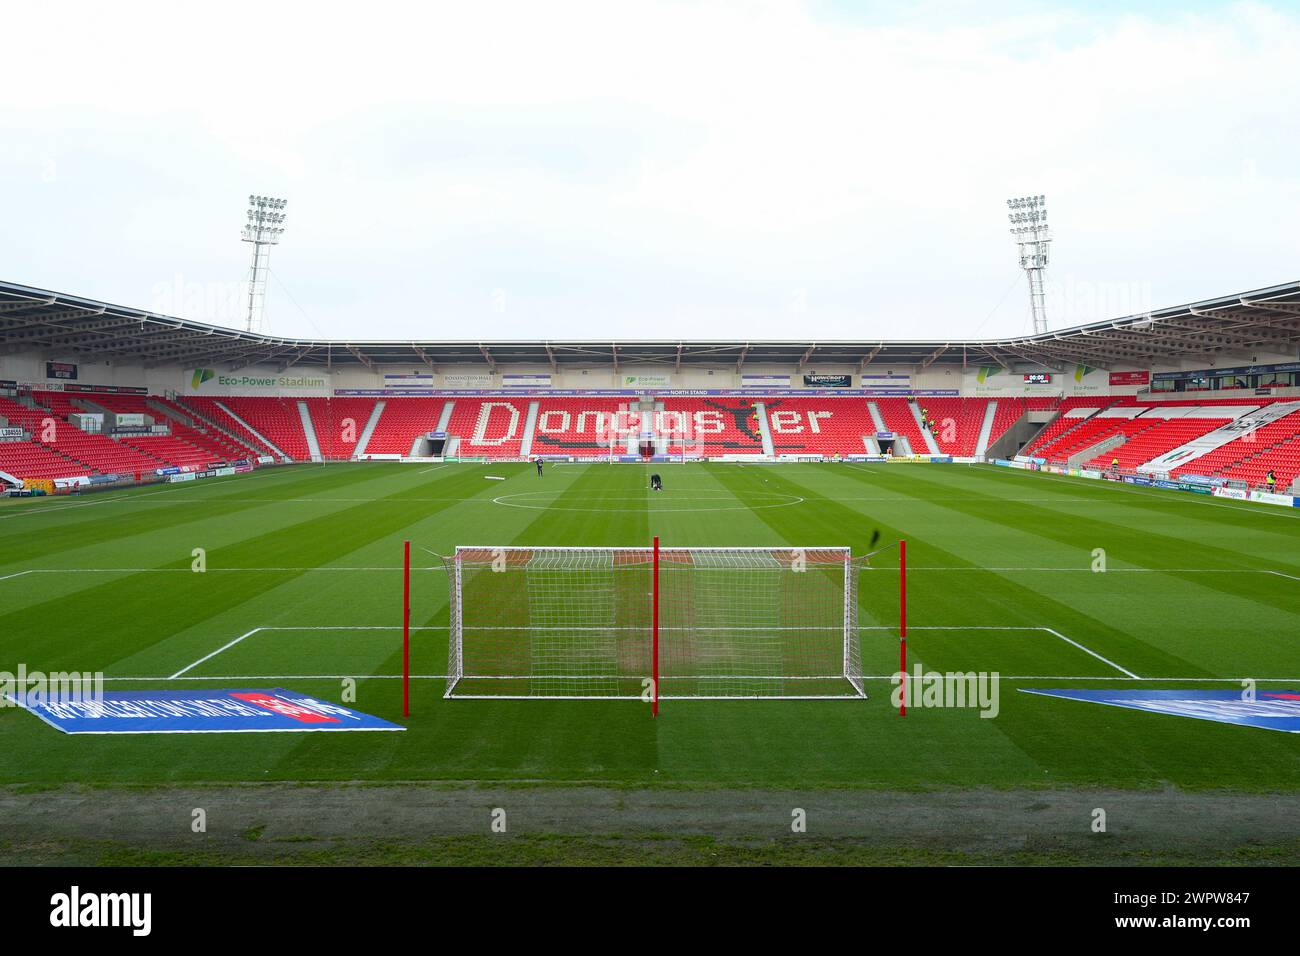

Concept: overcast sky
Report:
left=2, top=0, right=1297, bottom=343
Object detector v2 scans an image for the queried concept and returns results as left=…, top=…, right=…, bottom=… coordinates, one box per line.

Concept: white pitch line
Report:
left=906, top=567, right=1299, bottom=575
left=92, top=674, right=1300, bottom=683
left=101, top=674, right=452, bottom=681
left=5, top=565, right=1294, bottom=578
left=418, top=464, right=449, bottom=475
left=169, top=628, right=263, bottom=679
left=0, top=567, right=445, bottom=575
left=864, top=624, right=1142, bottom=679
left=1042, top=626, right=1140, bottom=679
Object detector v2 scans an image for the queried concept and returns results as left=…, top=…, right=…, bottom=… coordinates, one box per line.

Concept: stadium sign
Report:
left=622, top=374, right=671, bottom=388
left=6, top=688, right=405, bottom=734
left=1153, top=360, right=1300, bottom=382
left=1109, top=370, right=1151, bottom=386
left=1251, top=490, right=1295, bottom=507
left=1212, top=486, right=1249, bottom=500
left=384, top=373, right=434, bottom=388
left=742, top=375, right=792, bottom=388
left=0, top=427, right=24, bottom=439
left=803, top=374, right=851, bottom=387
left=441, top=373, right=493, bottom=388
left=188, top=368, right=329, bottom=395
left=502, top=374, right=551, bottom=387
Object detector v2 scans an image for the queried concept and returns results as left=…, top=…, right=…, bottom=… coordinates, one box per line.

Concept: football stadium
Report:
left=2, top=3, right=1299, bottom=929
left=3, top=277, right=1299, bottom=872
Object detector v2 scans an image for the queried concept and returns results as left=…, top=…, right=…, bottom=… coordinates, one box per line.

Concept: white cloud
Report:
left=1, top=0, right=1297, bottom=342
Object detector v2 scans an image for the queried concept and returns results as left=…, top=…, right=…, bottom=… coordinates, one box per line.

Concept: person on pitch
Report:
left=650, top=472, right=663, bottom=492
left=536, top=458, right=544, bottom=476
left=1266, top=469, right=1276, bottom=492
left=1111, top=456, right=1120, bottom=474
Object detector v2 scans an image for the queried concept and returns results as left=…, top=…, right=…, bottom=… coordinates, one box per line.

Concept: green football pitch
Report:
left=2, top=460, right=1298, bottom=863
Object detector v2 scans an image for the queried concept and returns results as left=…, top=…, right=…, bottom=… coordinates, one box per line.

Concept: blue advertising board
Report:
left=5, top=688, right=405, bottom=735
left=1021, top=688, right=1300, bottom=733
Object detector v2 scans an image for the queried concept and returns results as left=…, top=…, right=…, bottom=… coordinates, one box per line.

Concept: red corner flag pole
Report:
left=652, top=535, right=660, bottom=718
left=402, top=539, right=411, bottom=718
left=899, top=538, right=907, bottom=717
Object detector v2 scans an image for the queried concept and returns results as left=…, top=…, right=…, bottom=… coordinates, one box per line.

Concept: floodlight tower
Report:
left=1007, top=194, right=1050, bottom=334
left=242, top=195, right=288, bottom=333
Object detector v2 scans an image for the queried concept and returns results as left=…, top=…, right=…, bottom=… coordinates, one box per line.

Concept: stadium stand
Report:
left=21, top=391, right=169, bottom=475
left=1172, top=407, right=1300, bottom=488
left=446, top=398, right=530, bottom=458
left=989, top=397, right=1053, bottom=451
left=1082, top=407, right=1240, bottom=471
left=874, top=398, right=930, bottom=454
left=203, top=397, right=313, bottom=461
left=147, top=396, right=262, bottom=460
left=532, top=398, right=640, bottom=456
left=71, top=392, right=249, bottom=466
left=364, top=398, right=445, bottom=455
left=179, top=397, right=284, bottom=460
left=659, top=397, right=766, bottom=456
left=1021, top=397, right=1118, bottom=458
left=31, top=428, right=160, bottom=475
left=305, top=398, right=380, bottom=460
left=761, top=397, right=874, bottom=455
left=0, top=439, right=92, bottom=480
left=0, top=394, right=49, bottom=433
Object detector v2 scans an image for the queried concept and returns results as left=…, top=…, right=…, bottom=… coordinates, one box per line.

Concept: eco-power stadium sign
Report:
left=188, top=368, right=329, bottom=394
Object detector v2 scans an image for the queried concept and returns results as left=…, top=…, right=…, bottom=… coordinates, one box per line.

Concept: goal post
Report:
left=440, top=542, right=901, bottom=702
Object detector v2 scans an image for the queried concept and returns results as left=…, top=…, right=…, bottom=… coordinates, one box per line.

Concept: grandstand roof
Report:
left=2, top=277, right=1299, bottom=372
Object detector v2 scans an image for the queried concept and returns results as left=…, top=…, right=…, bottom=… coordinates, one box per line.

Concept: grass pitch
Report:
left=2, top=461, right=1298, bottom=863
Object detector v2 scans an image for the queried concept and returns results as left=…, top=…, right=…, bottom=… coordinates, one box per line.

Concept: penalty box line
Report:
left=860, top=624, right=1140, bottom=680
left=167, top=625, right=444, bottom=680
left=165, top=623, right=1140, bottom=683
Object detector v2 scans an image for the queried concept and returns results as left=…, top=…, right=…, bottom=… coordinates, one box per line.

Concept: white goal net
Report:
left=442, top=545, right=873, bottom=701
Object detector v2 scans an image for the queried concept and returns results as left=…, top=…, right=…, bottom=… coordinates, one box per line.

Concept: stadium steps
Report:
left=214, top=401, right=291, bottom=462
left=297, top=401, right=323, bottom=462
left=907, top=401, right=941, bottom=454
left=167, top=398, right=274, bottom=461
left=1068, top=429, right=1134, bottom=467
left=754, top=402, right=776, bottom=456
left=1022, top=397, right=1121, bottom=458
left=974, top=401, right=998, bottom=457
left=519, top=401, right=541, bottom=457
left=354, top=401, right=385, bottom=456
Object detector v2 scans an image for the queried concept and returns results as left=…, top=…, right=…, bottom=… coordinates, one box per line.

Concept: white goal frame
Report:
left=442, top=544, right=874, bottom=704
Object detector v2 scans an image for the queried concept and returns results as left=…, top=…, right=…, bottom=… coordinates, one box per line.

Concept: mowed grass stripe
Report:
left=412, top=462, right=662, bottom=779
left=0, top=465, right=501, bottom=674
left=818, top=465, right=1298, bottom=676
left=961, top=464, right=1300, bottom=563
left=729, top=464, right=1215, bottom=680
left=839, top=465, right=1300, bottom=622
left=0, top=464, right=420, bottom=569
